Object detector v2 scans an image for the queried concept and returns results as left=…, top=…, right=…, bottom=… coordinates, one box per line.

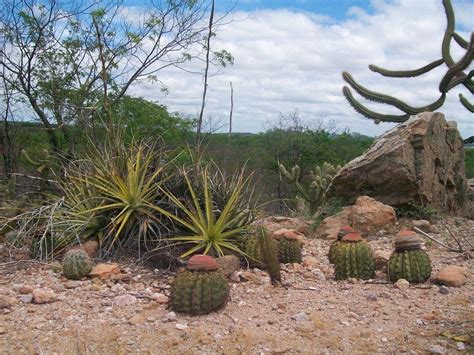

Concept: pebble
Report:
left=128, top=313, right=145, bottom=325
left=291, top=312, right=308, bottom=322
left=394, top=279, right=409, bottom=290
left=456, top=342, right=465, bottom=351
left=151, top=293, right=169, bottom=303
left=366, top=293, right=377, bottom=302
left=427, top=345, right=445, bottom=354
left=438, top=286, right=449, bottom=295
left=64, top=280, right=82, bottom=289
left=19, top=294, right=33, bottom=303
left=113, top=294, right=137, bottom=306
left=163, top=311, right=177, bottom=322
left=175, top=323, right=188, bottom=330
left=0, top=327, right=5, bottom=335
left=32, top=288, right=57, bottom=304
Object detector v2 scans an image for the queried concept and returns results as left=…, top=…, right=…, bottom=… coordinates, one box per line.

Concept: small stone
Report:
left=381, top=337, right=388, bottom=343
left=230, top=271, right=240, bottom=283
left=32, top=288, right=57, bottom=304
left=291, top=312, right=308, bottom=322
left=128, top=313, right=145, bottom=325
left=348, top=278, right=358, bottom=284
left=456, top=342, right=465, bottom=351
left=151, top=293, right=169, bottom=303
left=412, top=220, right=431, bottom=232
left=113, top=294, right=137, bottom=306
left=175, top=323, right=188, bottom=330
left=438, top=286, right=449, bottom=295
left=374, top=250, right=391, bottom=270
left=163, top=311, right=177, bottom=322
left=239, top=271, right=259, bottom=283
left=303, top=271, right=314, bottom=280
left=17, top=286, right=34, bottom=294
left=395, top=279, right=409, bottom=290
left=19, top=294, right=33, bottom=303
left=366, top=293, right=377, bottom=302
left=64, top=280, right=82, bottom=289
left=0, top=296, right=13, bottom=309
left=302, top=256, right=318, bottom=268
left=89, top=263, right=121, bottom=280
left=427, top=344, right=445, bottom=354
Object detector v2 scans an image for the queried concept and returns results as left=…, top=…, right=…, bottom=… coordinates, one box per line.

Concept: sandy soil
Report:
left=0, top=217, right=472, bottom=354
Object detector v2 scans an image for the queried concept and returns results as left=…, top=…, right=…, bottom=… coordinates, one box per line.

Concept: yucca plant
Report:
left=162, top=165, right=257, bottom=258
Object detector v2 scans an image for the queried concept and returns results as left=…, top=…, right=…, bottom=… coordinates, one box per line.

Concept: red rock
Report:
left=32, top=288, right=57, bottom=304
left=69, top=240, right=99, bottom=258
left=89, top=263, right=120, bottom=279
left=350, top=196, right=396, bottom=233
left=434, top=266, right=469, bottom=287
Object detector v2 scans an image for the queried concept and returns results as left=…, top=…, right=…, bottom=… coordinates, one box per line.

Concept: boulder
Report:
left=434, top=265, right=469, bottom=287
left=316, top=207, right=351, bottom=239
left=327, top=112, right=468, bottom=213
left=261, top=216, right=310, bottom=236
left=216, top=255, right=241, bottom=277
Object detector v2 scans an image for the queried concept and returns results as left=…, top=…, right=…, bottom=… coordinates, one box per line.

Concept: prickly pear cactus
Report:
left=170, top=255, right=229, bottom=315
left=62, top=249, right=93, bottom=280
left=328, top=225, right=354, bottom=264
left=277, top=236, right=302, bottom=264
left=332, top=233, right=375, bottom=280
left=387, top=230, right=431, bottom=283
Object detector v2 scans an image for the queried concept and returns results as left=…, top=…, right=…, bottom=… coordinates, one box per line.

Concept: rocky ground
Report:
left=0, top=217, right=472, bottom=354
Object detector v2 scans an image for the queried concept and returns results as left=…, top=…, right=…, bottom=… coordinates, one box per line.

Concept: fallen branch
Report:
left=441, top=222, right=464, bottom=251
left=413, top=227, right=471, bottom=253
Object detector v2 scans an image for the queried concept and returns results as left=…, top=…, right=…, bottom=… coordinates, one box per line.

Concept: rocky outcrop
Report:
left=327, top=112, right=468, bottom=213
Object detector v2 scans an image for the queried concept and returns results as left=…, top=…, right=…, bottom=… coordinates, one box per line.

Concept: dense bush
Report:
left=466, top=148, right=474, bottom=179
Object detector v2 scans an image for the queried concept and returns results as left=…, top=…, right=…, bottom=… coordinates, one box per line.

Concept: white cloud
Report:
left=131, top=0, right=473, bottom=138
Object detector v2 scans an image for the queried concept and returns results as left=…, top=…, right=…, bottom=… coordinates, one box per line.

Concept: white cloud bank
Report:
left=132, top=0, right=473, bottom=138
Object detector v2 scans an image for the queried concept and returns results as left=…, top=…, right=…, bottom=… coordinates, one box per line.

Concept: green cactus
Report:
left=279, top=162, right=341, bottom=216
left=277, top=237, right=302, bottom=264
left=332, top=234, right=375, bottom=280
left=341, top=0, right=474, bottom=143
left=387, top=230, right=431, bottom=283
left=170, top=255, right=229, bottom=315
left=244, top=228, right=281, bottom=283
left=328, top=226, right=355, bottom=265
left=387, top=250, right=431, bottom=283
left=62, top=249, right=93, bottom=280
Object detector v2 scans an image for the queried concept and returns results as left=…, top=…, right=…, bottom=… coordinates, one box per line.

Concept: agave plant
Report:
left=162, top=165, right=257, bottom=258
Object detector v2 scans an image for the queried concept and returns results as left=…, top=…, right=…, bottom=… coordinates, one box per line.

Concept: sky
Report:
left=125, top=0, right=474, bottom=137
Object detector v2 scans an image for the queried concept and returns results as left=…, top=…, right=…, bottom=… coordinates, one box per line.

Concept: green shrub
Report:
left=395, top=202, right=438, bottom=221
left=465, top=148, right=474, bottom=179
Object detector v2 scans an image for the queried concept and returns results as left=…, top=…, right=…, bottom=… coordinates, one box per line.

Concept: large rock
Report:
left=328, top=112, right=467, bottom=213
left=316, top=196, right=396, bottom=238
left=434, top=266, right=470, bottom=287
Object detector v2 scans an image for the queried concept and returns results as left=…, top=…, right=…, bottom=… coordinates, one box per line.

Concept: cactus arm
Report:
left=343, top=72, right=447, bottom=114
left=439, top=33, right=474, bottom=93
left=442, top=0, right=456, bottom=67
left=459, top=94, right=474, bottom=112
left=453, top=32, right=468, bottom=49
left=368, top=59, right=444, bottom=78
left=343, top=86, right=412, bottom=123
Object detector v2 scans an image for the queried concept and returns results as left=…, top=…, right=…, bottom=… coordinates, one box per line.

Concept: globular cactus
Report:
left=328, top=225, right=355, bottom=264
left=277, top=235, right=302, bottom=264
left=278, top=162, right=341, bottom=216
left=332, top=233, right=375, bottom=280
left=170, top=255, right=230, bottom=315
left=387, top=230, right=431, bottom=283
left=244, top=227, right=281, bottom=283
left=62, top=249, right=93, bottom=280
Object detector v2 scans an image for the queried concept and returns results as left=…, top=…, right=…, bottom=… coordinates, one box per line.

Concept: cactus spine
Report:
left=170, top=255, right=229, bottom=315
left=62, top=249, right=93, bottom=280
left=277, top=236, right=302, bottom=264
left=332, top=233, right=375, bottom=280
left=279, top=162, right=341, bottom=216
left=387, top=231, right=431, bottom=283
left=328, top=225, right=355, bottom=264
left=341, top=0, right=473, bottom=144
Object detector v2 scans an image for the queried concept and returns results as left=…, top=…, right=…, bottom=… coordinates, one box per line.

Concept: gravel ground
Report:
left=0, top=217, right=472, bottom=354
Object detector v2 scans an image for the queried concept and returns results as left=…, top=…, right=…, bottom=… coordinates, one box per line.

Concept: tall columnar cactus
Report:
left=332, top=233, right=375, bottom=280
left=342, top=0, right=473, bottom=143
left=387, top=230, right=431, bottom=283
left=279, top=162, right=341, bottom=216
left=62, top=249, right=93, bottom=280
left=170, top=255, right=230, bottom=315
left=328, top=225, right=355, bottom=264
left=277, top=235, right=302, bottom=264
left=244, top=227, right=281, bottom=282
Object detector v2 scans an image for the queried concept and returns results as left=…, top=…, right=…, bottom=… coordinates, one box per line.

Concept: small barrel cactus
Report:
left=277, top=236, right=302, bottom=264
left=332, top=233, right=375, bottom=280
left=170, top=255, right=229, bottom=315
left=328, top=225, right=355, bottom=264
left=387, top=230, right=431, bottom=283
left=62, top=249, right=93, bottom=280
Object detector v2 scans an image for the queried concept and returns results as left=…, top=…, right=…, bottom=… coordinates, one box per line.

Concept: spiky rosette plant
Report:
left=277, top=235, right=302, bottom=264
left=62, top=249, right=93, bottom=280
left=328, top=225, right=355, bottom=264
left=332, top=233, right=375, bottom=280
left=341, top=0, right=473, bottom=144
left=170, top=254, right=230, bottom=315
left=387, top=230, right=431, bottom=283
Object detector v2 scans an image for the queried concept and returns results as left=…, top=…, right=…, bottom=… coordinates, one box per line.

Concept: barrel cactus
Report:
left=387, top=230, right=431, bottom=283
left=328, top=225, right=355, bottom=264
left=62, top=249, right=93, bottom=280
left=170, top=255, right=230, bottom=315
left=277, top=235, right=302, bottom=264
left=332, top=233, right=375, bottom=280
